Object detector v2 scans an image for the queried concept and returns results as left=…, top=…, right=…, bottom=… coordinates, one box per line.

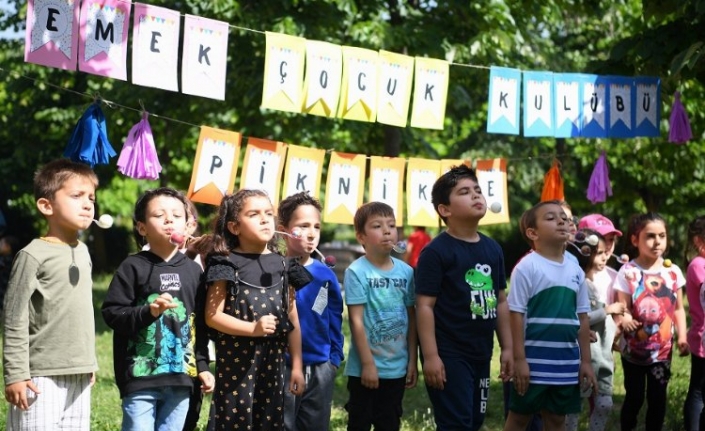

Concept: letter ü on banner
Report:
left=324, top=152, right=366, bottom=225
left=281, top=145, right=326, bottom=201
left=187, top=126, right=241, bottom=206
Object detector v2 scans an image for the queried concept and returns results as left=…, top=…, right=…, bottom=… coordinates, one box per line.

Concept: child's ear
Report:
left=226, top=221, right=239, bottom=236
left=525, top=227, right=539, bottom=242
left=136, top=221, right=147, bottom=237
left=437, top=204, right=451, bottom=219
left=36, top=197, right=53, bottom=217
left=355, top=230, right=366, bottom=246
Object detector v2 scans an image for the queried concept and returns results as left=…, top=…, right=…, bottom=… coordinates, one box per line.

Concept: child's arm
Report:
left=675, top=287, right=689, bottom=356
left=328, top=278, right=345, bottom=368
left=495, top=289, right=513, bottom=382
left=509, top=310, right=529, bottom=396
left=348, top=304, right=378, bottom=389
left=416, top=294, right=445, bottom=390
left=405, top=305, right=418, bottom=389
left=197, top=371, right=215, bottom=394
left=578, top=312, right=598, bottom=391
left=204, top=280, right=277, bottom=337
left=287, top=289, right=305, bottom=396
left=616, top=291, right=640, bottom=333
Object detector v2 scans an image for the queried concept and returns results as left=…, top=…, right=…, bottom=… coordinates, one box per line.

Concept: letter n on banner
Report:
left=240, top=138, right=288, bottom=207
left=187, top=127, right=241, bottom=206
left=25, top=0, right=80, bottom=70
left=281, top=144, right=326, bottom=201
left=477, top=159, right=509, bottom=226
left=324, top=152, right=366, bottom=225
left=369, top=156, right=406, bottom=226
left=406, top=158, right=440, bottom=227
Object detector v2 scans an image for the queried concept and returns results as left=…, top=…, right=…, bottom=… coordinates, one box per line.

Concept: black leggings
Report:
left=620, top=358, right=671, bottom=431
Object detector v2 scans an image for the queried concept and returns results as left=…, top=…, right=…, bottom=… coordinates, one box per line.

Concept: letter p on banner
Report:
left=187, top=126, right=241, bottom=206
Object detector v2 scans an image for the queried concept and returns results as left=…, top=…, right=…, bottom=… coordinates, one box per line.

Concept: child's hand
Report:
left=422, top=355, right=446, bottom=390
left=579, top=361, right=598, bottom=396
left=405, top=362, right=418, bottom=389
left=289, top=368, right=305, bottom=396
left=149, top=293, right=178, bottom=318
left=5, top=380, right=40, bottom=410
left=198, top=371, right=215, bottom=393
left=499, top=348, right=513, bottom=382
left=606, top=302, right=626, bottom=316
left=253, top=314, right=278, bottom=337
left=361, top=363, right=379, bottom=389
left=590, top=330, right=598, bottom=343
left=512, top=358, right=530, bottom=396
left=621, top=317, right=642, bottom=333
left=678, top=337, right=690, bottom=357
left=90, top=372, right=96, bottom=387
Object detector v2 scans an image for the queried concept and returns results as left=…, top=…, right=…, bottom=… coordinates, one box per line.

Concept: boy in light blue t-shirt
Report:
left=344, top=202, right=417, bottom=431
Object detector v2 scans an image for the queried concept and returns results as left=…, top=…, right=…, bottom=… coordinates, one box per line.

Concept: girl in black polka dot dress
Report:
left=203, top=189, right=305, bottom=430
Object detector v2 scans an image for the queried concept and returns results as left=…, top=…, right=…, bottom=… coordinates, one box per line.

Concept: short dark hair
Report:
left=354, top=202, right=395, bottom=234
left=278, top=192, right=322, bottom=227
left=132, top=188, right=189, bottom=247
left=431, top=164, right=478, bottom=224
left=519, top=200, right=563, bottom=248
left=33, top=159, right=98, bottom=201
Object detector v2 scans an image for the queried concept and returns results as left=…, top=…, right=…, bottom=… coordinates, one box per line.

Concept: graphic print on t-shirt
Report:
left=465, top=263, right=497, bottom=319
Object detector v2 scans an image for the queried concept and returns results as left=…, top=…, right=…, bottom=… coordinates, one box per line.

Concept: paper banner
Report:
left=261, top=32, right=306, bottom=113
left=580, top=74, right=609, bottom=138
left=337, top=46, right=378, bottom=122
left=281, top=144, right=326, bottom=201
left=369, top=156, right=406, bottom=225
left=406, top=158, right=441, bottom=228
left=553, top=73, right=581, bottom=137
left=131, top=3, right=180, bottom=92
left=441, top=159, right=471, bottom=174
left=477, top=158, right=509, bottom=226
left=240, top=138, right=288, bottom=206
left=487, top=66, right=521, bottom=135
left=523, top=71, right=554, bottom=137
left=324, top=152, right=366, bottom=225
left=411, top=57, right=449, bottom=130
left=302, top=40, right=342, bottom=118
left=608, top=76, right=634, bottom=138
left=634, top=77, right=660, bottom=137
left=25, top=0, right=80, bottom=70
left=187, top=127, right=241, bottom=206
left=377, top=50, right=414, bottom=127
left=181, top=15, right=229, bottom=101
left=78, top=0, right=130, bottom=80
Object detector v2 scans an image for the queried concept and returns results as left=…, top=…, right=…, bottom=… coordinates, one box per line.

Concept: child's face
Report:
left=40, top=175, right=96, bottom=233
left=529, top=203, right=570, bottom=246
left=137, top=196, right=188, bottom=248
left=229, top=195, right=275, bottom=247
left=356, top=214, right=398, bottom=255
left=592, top=239, right=608, bottom=272
left=603, top=233, right=618, bottom=255
left=441, top=178, right=486, bottom=221
left=281, top=204, right=321, bottom=258
left=632, top=220, right=667, bottom=261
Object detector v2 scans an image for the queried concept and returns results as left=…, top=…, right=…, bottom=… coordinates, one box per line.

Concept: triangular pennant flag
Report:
left=64, top=101, right=116, bottom=168
left=540, top=159, right=564, bottom=202
left=587, top=151, right=612, bottom=204
left=669, top=91, right=693, bottom=144
left=117, top=112, right=161, bottom=180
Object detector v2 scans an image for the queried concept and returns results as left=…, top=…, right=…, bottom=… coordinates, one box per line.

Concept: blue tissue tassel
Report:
left=64, top=103, right=116, bottom=167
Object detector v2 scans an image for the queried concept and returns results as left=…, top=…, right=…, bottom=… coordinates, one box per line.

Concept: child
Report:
left=615, top=212, right=688, bottom=431
left=415, top=164, right=511, bottom=431
left=683, top=216, right=705, bottom=431
left=202, top=189, right=305, bottom=430
left=101, top=188, right=214, bottom=431
left=404, top=226, right=431, bottom=269
left=504, top=200, right=596, bottom=431
left=565, top=229, right=625, bottom=431
left=278, top=191, right=344, bottom=431
left=344, top=201, right=417, bottom=431
left=0, top=234, right=20, bottom=316
left=3, top=159, right=99, bottom=430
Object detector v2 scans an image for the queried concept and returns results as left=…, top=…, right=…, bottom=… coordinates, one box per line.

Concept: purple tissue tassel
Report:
left=587, top=151, right=612, bottom=204
left=669, top=91, right=693, bottom=144
left=117, top=112, right=162, bottom=180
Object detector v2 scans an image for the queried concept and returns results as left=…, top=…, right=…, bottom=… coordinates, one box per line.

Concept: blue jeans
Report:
left=684, top=354, right=705, bottom=431
left=121, top=386, right=191, bottom=431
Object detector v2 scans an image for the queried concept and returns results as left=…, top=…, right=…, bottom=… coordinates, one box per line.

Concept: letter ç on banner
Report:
left=410, top=57, right=449, bottom=130
left=337, top=46, right=379, bottom=122
left=302, top=40, right=343, bottom=118
left=187, top=126, right=241, bottom=206
left=181, top=15, right=229, bottom=101
left=377, top=50, right=414, bottom=127
left=262, top=32, right=306, bottom=113
left=324, top=152, right=367, bottom=225
left=131, top=3, right=181, bottom=92
left=406, top=158, right=441, bottom=228
left=281, top=144, right=326, bottom=201
left=369, top=156, right=406, bottom=225
left=477, top=158, right=510, bottom=226
left=487, top=66, right=521, bottom=135
left=240, top=138, right=288, bottom=208
left=78, top=0, right=131, bottom=80
left=25, top=0, right=81, bottom=70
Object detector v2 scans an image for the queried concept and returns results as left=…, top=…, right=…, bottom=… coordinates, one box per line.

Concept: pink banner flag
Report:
left=131, top=3, right=181, bottom=92
left=78, top=0, right=130, bottom=80
left=25, top=0, right=80, bottom=70
left=181, top=15, right=229, bottom=100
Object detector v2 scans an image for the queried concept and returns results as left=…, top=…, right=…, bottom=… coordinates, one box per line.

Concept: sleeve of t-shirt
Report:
left=508, top=260, right=531, bottom=313
left=613, top=264, right=632, bottom=295
left=415, top=246, right=443, bottom=297
left=405, top=264, right=416, bottom=307
left=674, top=265, right=686, bottom=290
left=576, top=277, right=591, bottom=314
left=687, top=259, right=705, bottom=309
left=101, top=260, right=158, bottom=335
left=344, top=263, right=367, bottom=306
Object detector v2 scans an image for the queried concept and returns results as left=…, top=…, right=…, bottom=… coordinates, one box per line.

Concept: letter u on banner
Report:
left=281, top=144, right=326, bottom=201
left=324, top=152, right=366, bottom=225
left=406, top=158, right=441, bottom=228
left=476, top=158, right=509, bottom=226
left=523, top=71, right=555, bottom=137
left=187, top=127, right=241, bottom=206
left=369, top=156, right=406, bottom=225
left=240, top=138, right=288, bottom=207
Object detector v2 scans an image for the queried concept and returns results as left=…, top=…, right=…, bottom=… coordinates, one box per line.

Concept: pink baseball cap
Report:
left=578, top=214, right=622, bottom=237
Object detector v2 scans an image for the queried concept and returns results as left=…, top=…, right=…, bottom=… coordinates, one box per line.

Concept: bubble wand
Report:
left=276, top=228, right=336, bottom=268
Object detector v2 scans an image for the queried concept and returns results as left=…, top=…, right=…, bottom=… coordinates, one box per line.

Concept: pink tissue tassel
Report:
left=587, top=151, right=612, bottom=204
left=669, top=91, right=693, bottom=144
left=117, top=112, right=162, bottom=180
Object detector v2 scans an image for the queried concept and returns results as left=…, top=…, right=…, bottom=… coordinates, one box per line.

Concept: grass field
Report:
left=0, top=274, right=694, bottom=430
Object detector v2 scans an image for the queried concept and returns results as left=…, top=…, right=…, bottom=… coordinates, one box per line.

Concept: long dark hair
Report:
left=685, top=216, right=705, bottom=266
left=623, top=212, right=667, bottom=260
left=210, top=189, right=275, bottom=255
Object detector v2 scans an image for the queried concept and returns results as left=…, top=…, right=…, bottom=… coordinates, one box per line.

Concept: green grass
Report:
left=0, top=274, right=693, bottom=430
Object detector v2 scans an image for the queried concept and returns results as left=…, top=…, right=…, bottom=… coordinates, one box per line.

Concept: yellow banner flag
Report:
left=369, top=156, right=406, bottom=225
left=337, top=46, right=378, bottom=122
left=187, top=127, right=241, bottom=206
left=406, top=158, right=441, bottom=227
left=377, top=50, right=414, bottom=127
left=281, top=144, right=326, bottom=201
left=324, top=152, right=367, bottom=225
left=477, top=158, right=510, bottom=226
left=302, top=40, right=342, bottom=118
left=261, top=32, right=306, bottom=113
left=240, top=138, right=288, bottom=208
left=411, top=57, right=449, bottom=130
